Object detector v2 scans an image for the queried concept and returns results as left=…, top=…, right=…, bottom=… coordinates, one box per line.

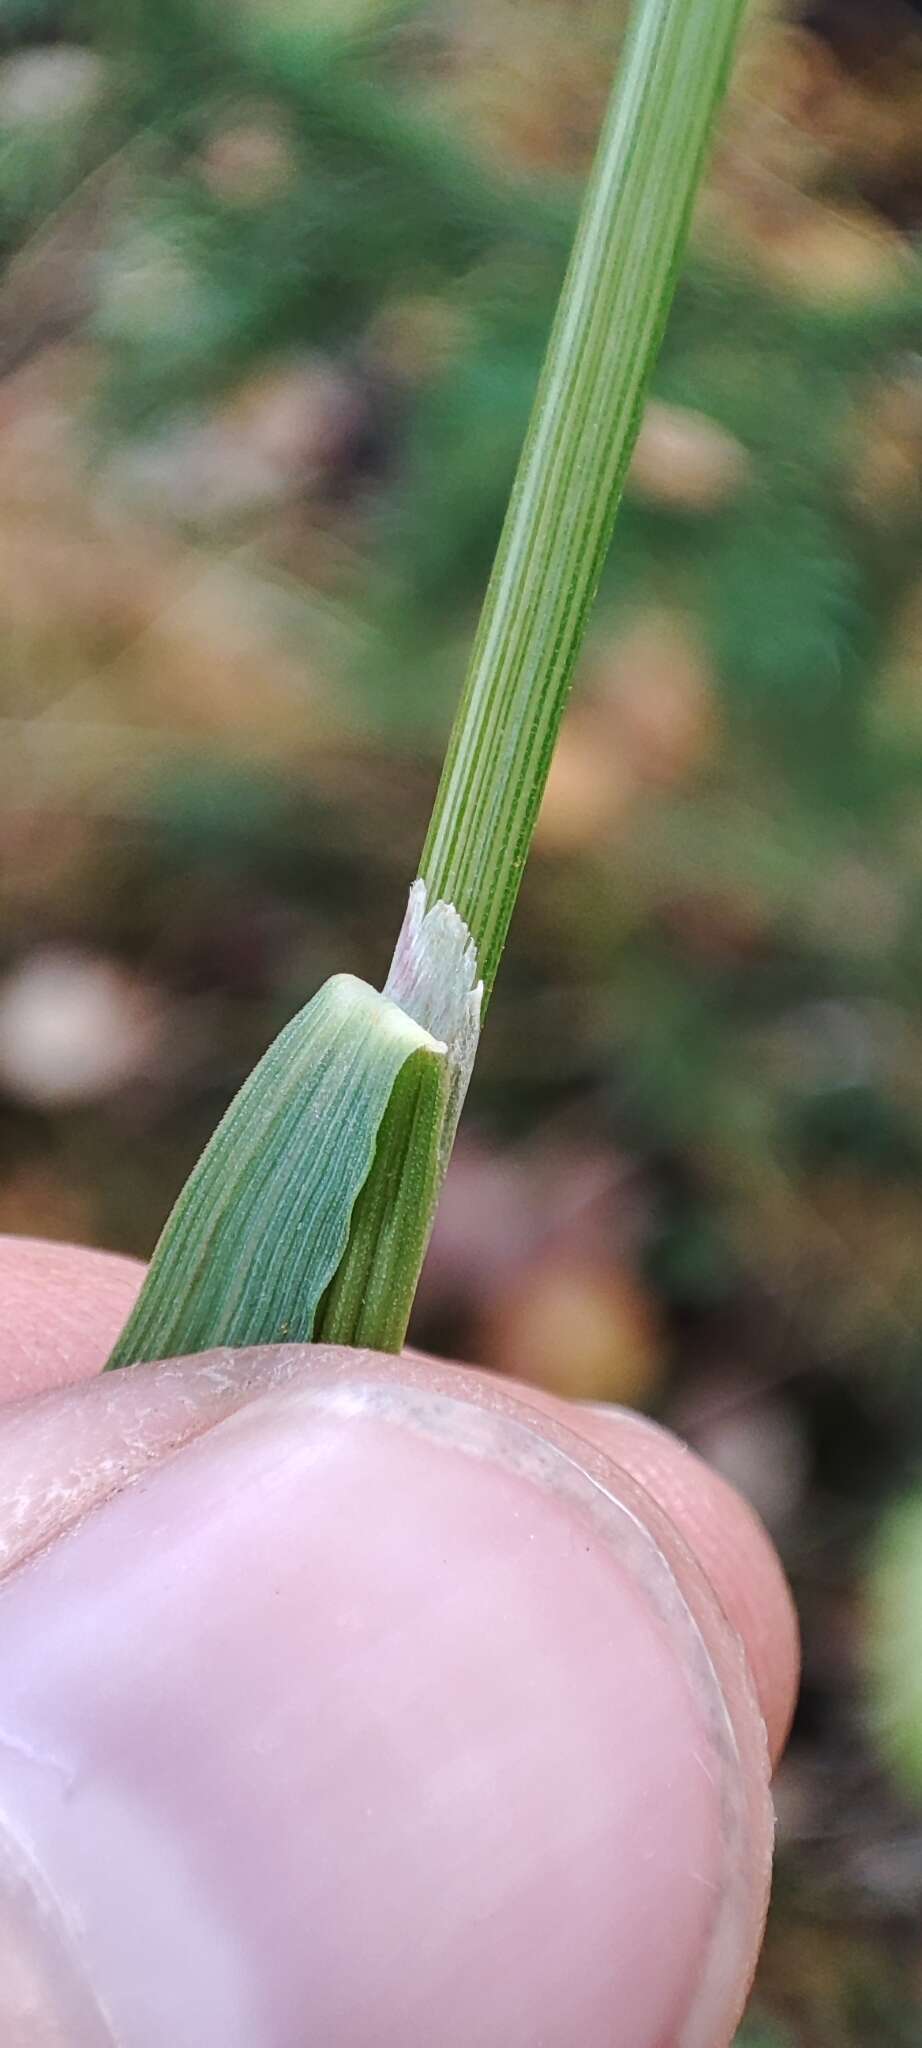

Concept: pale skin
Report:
left=0, top=1236, right=798, bottom=2048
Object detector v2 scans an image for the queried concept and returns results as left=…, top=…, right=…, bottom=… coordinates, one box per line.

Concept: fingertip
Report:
left=0, top=1349, right=773, bottom=2048
left=0, top=1236, right=145, bottom=1400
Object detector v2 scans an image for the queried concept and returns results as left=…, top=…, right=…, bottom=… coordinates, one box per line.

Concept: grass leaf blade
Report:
left=106, top=974, right=446, bottom=1367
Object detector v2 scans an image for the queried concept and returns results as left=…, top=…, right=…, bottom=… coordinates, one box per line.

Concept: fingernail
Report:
left=0, top=1354, right=772, bottom=2047
left=575, top=1398, right=800, bottom=1765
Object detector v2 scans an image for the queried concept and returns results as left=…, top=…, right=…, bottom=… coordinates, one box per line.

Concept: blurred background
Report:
left=1, top=0, right=922, bottom=2036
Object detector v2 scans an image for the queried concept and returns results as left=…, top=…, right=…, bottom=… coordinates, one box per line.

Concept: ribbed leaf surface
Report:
left=106, top=974, right=445, bottom=1367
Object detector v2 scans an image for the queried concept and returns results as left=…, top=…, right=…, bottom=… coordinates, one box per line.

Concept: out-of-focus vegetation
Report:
left=2, top=0, right=922, bottom=2035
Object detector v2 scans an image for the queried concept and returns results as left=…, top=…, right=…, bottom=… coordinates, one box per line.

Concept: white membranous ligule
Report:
left=385, top=878, right=483, bottom=1170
